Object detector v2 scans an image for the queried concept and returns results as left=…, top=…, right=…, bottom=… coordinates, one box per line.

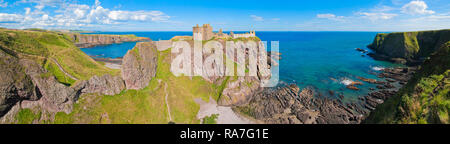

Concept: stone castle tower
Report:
left=193, top=24, right=214, bottom=41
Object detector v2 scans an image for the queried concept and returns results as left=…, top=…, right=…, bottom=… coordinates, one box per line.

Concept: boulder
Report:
left=79, top=75, right=125, bottom=95
left=122, top=42, right=158, bottom=90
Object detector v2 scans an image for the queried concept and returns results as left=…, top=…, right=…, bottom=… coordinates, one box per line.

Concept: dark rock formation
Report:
left=0, top=50, right=36, bottom=117
left=71, top=34, right=150, bottom=48
left=235, top=84, right=365, bottom=124
left=122, top=42, right=158, bottom=90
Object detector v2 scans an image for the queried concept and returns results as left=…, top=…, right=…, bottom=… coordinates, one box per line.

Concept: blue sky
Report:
left=0, top=0, right=449, bottom=31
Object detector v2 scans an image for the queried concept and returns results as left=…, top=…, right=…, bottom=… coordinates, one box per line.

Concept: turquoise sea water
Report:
left=81, top=32, right=402, bottom=101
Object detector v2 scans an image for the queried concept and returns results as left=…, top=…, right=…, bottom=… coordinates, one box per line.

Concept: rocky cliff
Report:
left=70, top=34, right=150, bottom=48
left=367, top=29, right=450, bottom=65
left=121, top=42, right=158, bottom=90
left=0, top=29, right=127, bottom=122
left=364, top=42, right=449, bottom=124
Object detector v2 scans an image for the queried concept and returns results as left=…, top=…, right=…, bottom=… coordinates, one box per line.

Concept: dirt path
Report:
left=164, top=82, right=173, bottom=122
left=50, top=58, right=79, bottom=80
left=195, top=97, right=254, bottom=124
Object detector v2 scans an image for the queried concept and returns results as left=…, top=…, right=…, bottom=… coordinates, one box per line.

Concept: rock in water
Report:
left=122, top=42, right=158, bottom=90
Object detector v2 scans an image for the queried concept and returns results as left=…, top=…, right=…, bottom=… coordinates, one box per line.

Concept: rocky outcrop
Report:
left=71, top=34, right=150, bottom=48
left=218, top=76, right=261, bottom=106
left=235, top=84, right=365, bottom=124
left=75, top=75, right=125, bottom=96
left=217, top=40, right=277, bottom=106
left=367, top=29, right=450, bottom=65
left=19, top=59, right=79, bottom=113
left=122, top=42, right=158, bottom=90
left=0, top=50, right=36, bottom=117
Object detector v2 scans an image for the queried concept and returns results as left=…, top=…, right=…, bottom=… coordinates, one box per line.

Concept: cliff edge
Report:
left=367, top=29, right=450, bottom=65
left=70, top=34, right=150, bottom=48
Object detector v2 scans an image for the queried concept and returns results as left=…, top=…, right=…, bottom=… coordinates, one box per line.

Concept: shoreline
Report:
left=91, top=56, right=123, bottom=69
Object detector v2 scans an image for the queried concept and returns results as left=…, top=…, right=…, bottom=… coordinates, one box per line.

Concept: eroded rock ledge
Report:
left=235, top=67, right=416, bottom=124
left=70, top=34, right=150, bottom=48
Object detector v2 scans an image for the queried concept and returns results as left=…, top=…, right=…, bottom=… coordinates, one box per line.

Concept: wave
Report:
left=340, top=78, right=354, bottom=86
left=371, top=66, right=385, bottom=71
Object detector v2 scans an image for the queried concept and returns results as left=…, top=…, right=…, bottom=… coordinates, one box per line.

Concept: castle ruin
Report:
left=192, top=24, right=256, bottom=41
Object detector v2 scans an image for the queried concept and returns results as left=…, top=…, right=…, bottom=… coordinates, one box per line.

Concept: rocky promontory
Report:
left=367, top=29, right=450, bottom=65
left=70, top=34, right=150, bottom=48
left=121, top=42, right=158, bottom=90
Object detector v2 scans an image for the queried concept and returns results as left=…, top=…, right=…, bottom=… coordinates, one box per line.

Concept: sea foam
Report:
left=371, top=66, right=385, bottom=71
left=340, top=79, right=354, bottom=86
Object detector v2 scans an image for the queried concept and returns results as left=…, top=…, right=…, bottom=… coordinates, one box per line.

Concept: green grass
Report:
left=202, top=114, right=219, bottom=124
left=0, top=29, right=119, bottom=82
left=53, top=48, right=224, bottom=124
left=15, top=109, right=41, bottom=124
left=365, top=42, right=450, bottom=124
left=44, top=60, right=76, bottom=85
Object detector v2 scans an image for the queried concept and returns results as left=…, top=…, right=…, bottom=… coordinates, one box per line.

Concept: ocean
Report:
left=81, top=31, right=403, bottom=102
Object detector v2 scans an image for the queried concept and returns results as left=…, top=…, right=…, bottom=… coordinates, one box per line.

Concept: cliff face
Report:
left=71, top=34, right=150, bottom=48
left=121, top=42, right=158, bottom=90
left=367, top=29, right=450, bottom=65
left=0, top=50, right=36, bottom=117
left=0, top=29, right=127, bottom=122
left=365, top=42, right=449, bottom=124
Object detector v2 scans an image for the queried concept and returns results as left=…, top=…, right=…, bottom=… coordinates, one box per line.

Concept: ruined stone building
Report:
left=192, top=24, right=255, bottom=40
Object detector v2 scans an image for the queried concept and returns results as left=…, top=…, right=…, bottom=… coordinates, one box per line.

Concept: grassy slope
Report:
left=0, top=29, right=119, bottom=85
left=365, top=42, right=450, bottom=124
left=53, top=49, right=223, bottom=124
left=7, top=32, right=255, bottom=124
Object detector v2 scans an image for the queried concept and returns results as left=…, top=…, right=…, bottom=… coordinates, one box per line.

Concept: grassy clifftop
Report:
left=368, top=29, right=450, bottom=64
left=365, top=42, right=450, bottom=124
left=0, top=29, right=119, bottom=85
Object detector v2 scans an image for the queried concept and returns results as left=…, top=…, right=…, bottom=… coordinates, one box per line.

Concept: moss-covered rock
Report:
left=368, top=29, right=450, bottom=65
left=122, top=42, right=158, bottom=90
left=364, top=42, right=450, bottom=124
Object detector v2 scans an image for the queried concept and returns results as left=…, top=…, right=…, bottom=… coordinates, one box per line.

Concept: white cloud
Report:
left=108, top=10, right=169, bottom=21
left=401, top=0, right=435, bottom=15
left=316, top=13, right=345, bottom=21
left=250, top=15, right=264, bottom=21
left=317, top=13, right=336, bottom=19
left=359, top=12, right=398, bottom=20
left=19, top=0, right=64, bottom=10
left=1, top=0, right=171, bottom=29
left=0, top=13, right=23, bottom=23
left=0, top=0, right=8, bottom=8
